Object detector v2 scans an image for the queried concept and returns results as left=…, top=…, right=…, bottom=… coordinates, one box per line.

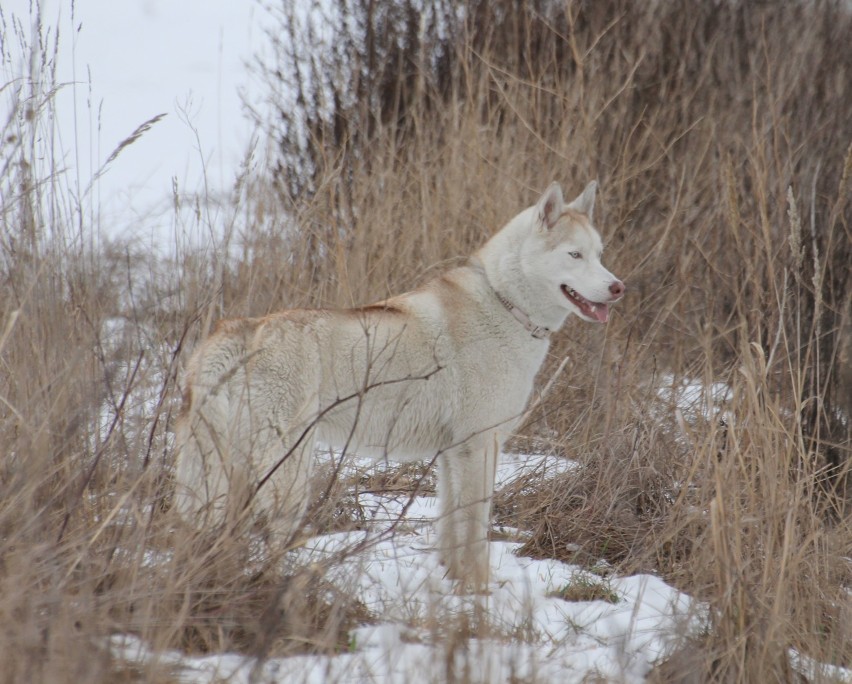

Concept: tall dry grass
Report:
left=1, top=1, right=850, bottom=682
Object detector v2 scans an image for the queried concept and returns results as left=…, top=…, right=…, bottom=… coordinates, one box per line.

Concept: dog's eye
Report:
left=569, top=251, right=582, bottom=259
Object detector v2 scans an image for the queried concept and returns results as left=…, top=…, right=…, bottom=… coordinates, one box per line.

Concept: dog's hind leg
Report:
left=437, top=435, right=499, bottom=589
left=241, top=343, right=321, bottom=550
left=245, top=390, right=319, bottom=549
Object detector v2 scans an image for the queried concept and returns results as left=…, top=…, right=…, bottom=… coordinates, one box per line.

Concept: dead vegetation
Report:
left=1, top=0, right=850, bottom=681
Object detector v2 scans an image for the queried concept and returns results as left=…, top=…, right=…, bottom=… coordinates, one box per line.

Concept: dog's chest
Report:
left=454, top=329, right=547, bottom=416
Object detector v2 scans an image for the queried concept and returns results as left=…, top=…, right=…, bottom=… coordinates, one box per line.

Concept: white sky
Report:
left=3, top=0, right=266, bottom=243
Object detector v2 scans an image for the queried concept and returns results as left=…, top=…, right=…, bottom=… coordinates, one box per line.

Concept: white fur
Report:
left=173, top=181, right=624, bottom=588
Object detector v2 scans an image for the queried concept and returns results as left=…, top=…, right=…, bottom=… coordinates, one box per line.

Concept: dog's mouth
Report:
left=561, top=284, right=609, bottom=323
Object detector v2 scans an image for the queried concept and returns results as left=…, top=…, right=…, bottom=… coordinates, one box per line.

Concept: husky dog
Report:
left=174, top=181, right=624, bottom=586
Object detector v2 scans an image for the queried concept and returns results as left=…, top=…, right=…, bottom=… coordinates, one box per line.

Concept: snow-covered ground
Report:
left=109, top=452, right=704, bottom=684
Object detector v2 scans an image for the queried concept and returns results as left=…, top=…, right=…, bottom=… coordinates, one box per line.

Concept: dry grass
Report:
left=1, top=1, right=851, bottom=682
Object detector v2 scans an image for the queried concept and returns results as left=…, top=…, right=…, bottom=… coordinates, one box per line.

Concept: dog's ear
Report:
left=536, top=182, right=564, bottom=229
left=567, top=180, right=598, bottom=221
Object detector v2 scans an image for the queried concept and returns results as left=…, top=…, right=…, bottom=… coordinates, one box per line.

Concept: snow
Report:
left=790, top=648, right=852, bottom=684
left=656, top=373, right=731, bottom=422
left=109, top=451, right=705, bottom=683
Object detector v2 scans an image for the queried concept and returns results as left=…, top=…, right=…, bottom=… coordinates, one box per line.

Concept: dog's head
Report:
left=520, top=181, right=624, bottom=323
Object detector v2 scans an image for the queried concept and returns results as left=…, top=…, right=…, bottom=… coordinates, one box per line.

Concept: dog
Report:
left=173, top=180, right=624, bottom=587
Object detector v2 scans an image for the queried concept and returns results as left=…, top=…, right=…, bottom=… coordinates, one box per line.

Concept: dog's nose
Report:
left=609, top=280, right=625, bottom=298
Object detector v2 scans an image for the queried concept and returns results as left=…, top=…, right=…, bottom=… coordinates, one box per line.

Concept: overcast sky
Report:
left=3, top=0, right=266, bottom=244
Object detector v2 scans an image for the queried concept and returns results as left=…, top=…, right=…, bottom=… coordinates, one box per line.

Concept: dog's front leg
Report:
left=437, top=437, right=498, bottom=589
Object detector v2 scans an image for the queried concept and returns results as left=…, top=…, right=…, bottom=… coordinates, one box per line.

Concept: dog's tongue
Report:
left=591, top=303, right=609, bottom=323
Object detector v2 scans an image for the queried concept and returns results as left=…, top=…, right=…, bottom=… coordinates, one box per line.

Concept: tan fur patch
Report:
left=543, top=210, right=594, bottom=249
left=431, top=272, right=472, bottom=321
left=212, top=316, right=259, bottom=336
left=558, top=207, right=587, bottom=223
left=352, top=303, right=405, bottom=315
left=179, top=384, right=193, bottom=416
